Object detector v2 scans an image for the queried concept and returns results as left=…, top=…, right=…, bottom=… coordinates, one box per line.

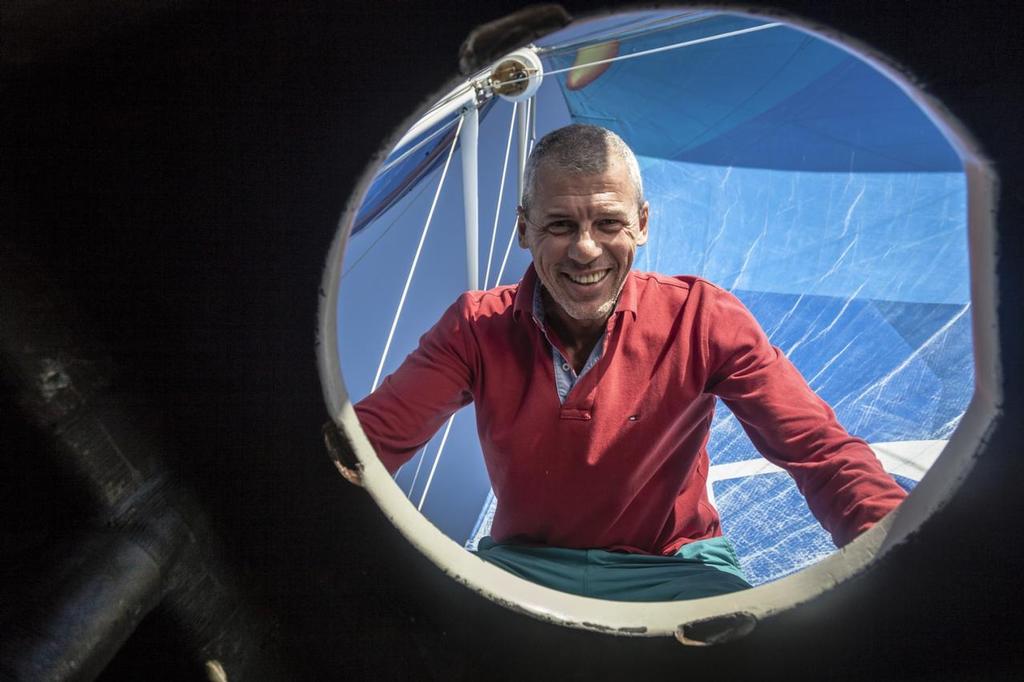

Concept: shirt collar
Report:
left=513, top=264, right=638, bottom=321
left=614, top=268, right=639, bottom=318
left=531, top=276, right=546, bottom=324
left=512, top=264, right=539, bottom=321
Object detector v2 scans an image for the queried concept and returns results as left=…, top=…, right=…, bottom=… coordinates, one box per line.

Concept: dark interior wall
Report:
left=1, top=1, right=1022, bottom=680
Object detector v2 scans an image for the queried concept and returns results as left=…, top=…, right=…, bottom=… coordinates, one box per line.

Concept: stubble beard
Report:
left=545, top=268, right=628, bottom=321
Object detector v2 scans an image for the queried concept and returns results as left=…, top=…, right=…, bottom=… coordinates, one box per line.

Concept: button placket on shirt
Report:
left=530, top=282, right=627, bottom=421
left=559, top=315, right=621, bottom=421
left=531, top=287, right=596, bottom=412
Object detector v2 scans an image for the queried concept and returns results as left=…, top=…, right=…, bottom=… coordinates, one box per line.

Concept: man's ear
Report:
left=636, top=201, right=650, bottom=246
left=516, top=208, right=529, bottom=248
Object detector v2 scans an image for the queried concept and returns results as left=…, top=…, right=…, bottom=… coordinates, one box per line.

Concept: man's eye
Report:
left=546, top=221, right=574, bottom=234
left=597, top=219, right=625, bottom=232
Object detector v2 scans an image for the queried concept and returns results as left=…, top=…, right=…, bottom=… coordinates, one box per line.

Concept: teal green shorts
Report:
left=473, top=536, right=752, bottom=602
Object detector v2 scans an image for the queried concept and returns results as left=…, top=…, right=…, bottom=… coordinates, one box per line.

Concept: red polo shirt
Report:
left=355, top=266, right=907, bottom=554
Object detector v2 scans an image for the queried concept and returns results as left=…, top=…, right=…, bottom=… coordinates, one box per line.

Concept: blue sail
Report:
left=547, top=13, right=960, bottom=172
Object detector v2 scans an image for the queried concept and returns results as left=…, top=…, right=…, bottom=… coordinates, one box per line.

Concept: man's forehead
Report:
left=532, top=160, right=635, bottom=205
left=533, top=195, right=634, bottom=217
left=534, top=153, right=625, bottom=180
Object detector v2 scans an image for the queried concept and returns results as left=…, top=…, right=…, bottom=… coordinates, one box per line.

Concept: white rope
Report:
left=490, top=96, right=539, bottom=288
left=417, top=413, right=456, bottom=510
left=548, top=21, right=778, bottom=76
left=405, top=446, right=428, bottom=496
left=540, top=22, right=783, bottom=82
left=371, top=115, right=465, bottom=392
left=483, top=102, right=518, bottom=289
left=537, top=10, right=713, bottom=56
left=494, top=215, right=520, bottom=287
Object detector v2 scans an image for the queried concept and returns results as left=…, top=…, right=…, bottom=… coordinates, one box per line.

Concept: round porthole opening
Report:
left=318, top=6, right=999, bottom=641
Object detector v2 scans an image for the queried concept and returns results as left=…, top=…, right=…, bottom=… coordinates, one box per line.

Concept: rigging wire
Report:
left=371, top=114, right=465, bottom=392
left=494, top=95, right=540, bottom=288
left=503, top=22, right=782, bottom=89
left=544, top=22, right=782, bottom=77
left=483, top=101, right=518, bottom=289
left=341, top=175, right=433, bottom=281
left=406, top=444, right=428, bottom=497
left=418, top=413, right=456, bottom=511
left=536, top=10, right=712, bottom=56
left=494, top=216, right=520, bottom=287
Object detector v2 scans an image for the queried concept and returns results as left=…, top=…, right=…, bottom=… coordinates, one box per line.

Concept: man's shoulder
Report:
left=630, top=270, right=726, bottom=301
left=454, top=283, right=520, bottom=319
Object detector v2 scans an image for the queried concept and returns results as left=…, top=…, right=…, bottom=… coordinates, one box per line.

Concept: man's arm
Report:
left=353, top=294, right=477, bottom=476
left=703, top=286, right=907, bottom=547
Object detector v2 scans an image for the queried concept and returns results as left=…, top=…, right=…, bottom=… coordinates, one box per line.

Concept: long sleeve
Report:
left=703, top=287, right=907, bottom=547
left=354, top=294, right=477, bottom=474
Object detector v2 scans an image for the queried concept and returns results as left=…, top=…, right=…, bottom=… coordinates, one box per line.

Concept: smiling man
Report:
left=516, top=129, right=649, bottom=376
left=350, top=124, right=907, bottom=601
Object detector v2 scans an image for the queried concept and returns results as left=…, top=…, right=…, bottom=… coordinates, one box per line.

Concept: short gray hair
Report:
left=521, top=124, right=644, bottom=213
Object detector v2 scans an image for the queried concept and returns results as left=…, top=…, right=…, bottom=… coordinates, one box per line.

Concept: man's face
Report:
left=518, top=157, right=649, bottom=323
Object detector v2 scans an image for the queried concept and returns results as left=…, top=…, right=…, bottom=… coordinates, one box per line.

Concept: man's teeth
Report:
left=567, top=270, right=608, bottom=285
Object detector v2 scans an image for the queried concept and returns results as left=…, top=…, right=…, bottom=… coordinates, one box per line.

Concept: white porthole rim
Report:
left=316, top=5, right=1001, bottom=639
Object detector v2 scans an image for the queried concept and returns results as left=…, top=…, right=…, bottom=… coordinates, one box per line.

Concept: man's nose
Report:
left=569, top=226, right=603, bottom=262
